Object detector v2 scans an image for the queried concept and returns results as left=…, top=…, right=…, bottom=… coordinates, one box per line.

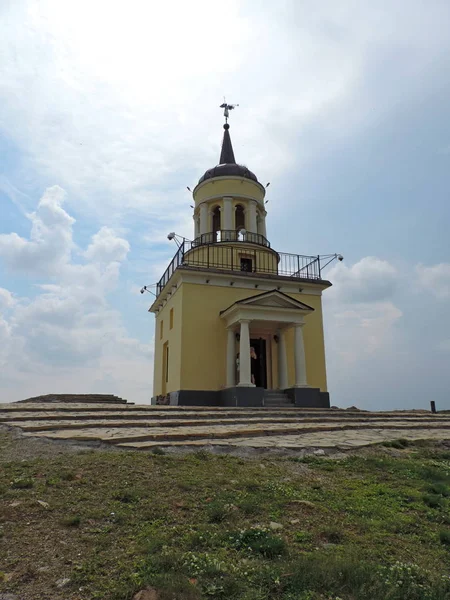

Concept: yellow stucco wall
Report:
left=285, top=293, right=328, bottom=392
left=184, top=244, right=278, bottom=274
left=152, top=286, right=184, bottom=396
left=154, top=282, right=328, bottom=393
left=193, top=177, right=265, bottom=205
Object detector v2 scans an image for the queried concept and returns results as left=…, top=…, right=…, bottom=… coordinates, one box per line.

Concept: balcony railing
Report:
left=156, top=240, right=324, bottom=296
left=193, top=230, right=270, bottom=248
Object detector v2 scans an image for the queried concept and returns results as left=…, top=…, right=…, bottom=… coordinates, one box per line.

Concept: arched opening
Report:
left=212, top=206, right=221, bottom=241
left=235, top=204, right=245, bottom=231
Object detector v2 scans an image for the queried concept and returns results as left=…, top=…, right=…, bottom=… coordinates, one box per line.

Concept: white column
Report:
left=194, top=215, right=200, bottom=238
left=226, top=328, right=235, bottom=387
left=260, top=210, right=267, bottom=239
left=238, top=320, right=254, bottom=387
left=248, top=200, right=257, bottom=233
left=278, top=329, right=288, bottom=390
left=199, top=203, right=208, bottom=235
left=223, top=197, right=233, bottom=231
left=294, top=324, right=308, bottom=387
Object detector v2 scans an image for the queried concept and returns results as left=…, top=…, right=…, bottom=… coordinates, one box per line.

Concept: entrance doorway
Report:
left=250, top=338, right=267, bottom=389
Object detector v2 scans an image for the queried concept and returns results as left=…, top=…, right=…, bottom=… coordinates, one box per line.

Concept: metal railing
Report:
left=193, top=230, right=270, bottom=248
left=156, top=241, right=322, bottom=296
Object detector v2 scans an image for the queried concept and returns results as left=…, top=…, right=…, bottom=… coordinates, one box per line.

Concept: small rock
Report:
left=133, top=588, right=160, bottom=600
left=37, top=566, right=50, bottom=573
left=259, top=463, right=266, bottom=469
left=269, top=521, right=283, bottom=530
left=37, top=500, right=49, bottom=509
left=323, top=543, right=337, bottom=549
left=313, top=449, right=326, bottom=456
left=9, top=501, right=22, bottom=507
left=290, top=518, right=300, bottom=525
left=55, top=578, right=70, bottom=589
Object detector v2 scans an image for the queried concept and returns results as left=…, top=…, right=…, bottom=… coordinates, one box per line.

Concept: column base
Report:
left=293, top=384, right=309, bottom=389
left=237, top=383, right=256, bottom=388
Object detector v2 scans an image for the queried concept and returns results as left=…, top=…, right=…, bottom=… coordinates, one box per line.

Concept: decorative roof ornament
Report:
left=197, top=102, right=258, bottom=184
left=220, top=100, right=239, bottom=124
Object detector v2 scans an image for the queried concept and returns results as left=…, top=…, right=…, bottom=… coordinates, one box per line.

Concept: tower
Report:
left=149, top=113, right=333, bottom=407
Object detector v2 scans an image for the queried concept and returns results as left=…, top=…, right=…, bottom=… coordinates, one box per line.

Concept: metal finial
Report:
left=220, top=99, right=239, bottom=124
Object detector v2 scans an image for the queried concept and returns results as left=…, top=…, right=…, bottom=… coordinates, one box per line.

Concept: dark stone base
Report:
left=220, top=387, right=265, bottom=407
left=285, top=387, right=330, bottom=408
left=152, top=387, right=330, bottom=408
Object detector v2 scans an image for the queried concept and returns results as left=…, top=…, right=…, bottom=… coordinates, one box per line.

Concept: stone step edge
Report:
left=1, top=411, right=448, bottom=423
left=0, top=405, right=440, bottom=417
left=8, top=416, right=450, bottom=432
left=24, top=422, right=450, bottom=445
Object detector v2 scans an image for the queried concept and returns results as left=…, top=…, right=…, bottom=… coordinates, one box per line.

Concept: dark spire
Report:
left=219, top=123, right=236, bottom=164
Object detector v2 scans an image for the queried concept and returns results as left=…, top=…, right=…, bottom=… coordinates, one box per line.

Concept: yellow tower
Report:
left=149, top=113, right=333, bottom=407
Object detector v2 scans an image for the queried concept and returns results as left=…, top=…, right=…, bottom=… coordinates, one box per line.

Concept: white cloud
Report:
left=0, top=186, right=74, bottom=275
left=324, top=257, right=403, bottom=367
left=326, top=300, right=403, bottom=366
left=84, top=226, right=130, bottom=264
left=416, top=263, right=450, bottom=299
left=1, top=0, right=448, bottom=229
left=0, top=187, right=152, bottom=402
left=0, top=288, right=15, bottom=312
left=326, top=257, right=399, bottom=303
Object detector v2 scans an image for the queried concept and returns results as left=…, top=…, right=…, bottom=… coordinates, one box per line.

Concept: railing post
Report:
left=317, top=255, right=321, bottom=279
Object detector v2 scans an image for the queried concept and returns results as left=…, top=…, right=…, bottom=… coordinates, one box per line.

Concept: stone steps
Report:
left=0, top=403, right=442, bottom=419
left=117, top=428, right=450, bottom=450
left=2, top=401, right=450, bottom=451
left=263, top=390, right=293, bottom=408
left=21, top=421, right=450, bottom=445
left=16, top=394, right=130, bottom=404
left=8, top=415, right=450, bottom=432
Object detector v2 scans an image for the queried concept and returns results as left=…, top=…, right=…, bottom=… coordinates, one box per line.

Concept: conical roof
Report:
left=198, top=123, right=258, bottom=185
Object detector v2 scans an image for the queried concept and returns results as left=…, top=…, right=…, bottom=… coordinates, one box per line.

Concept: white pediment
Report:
left=237, top=290, right=314, bottom=311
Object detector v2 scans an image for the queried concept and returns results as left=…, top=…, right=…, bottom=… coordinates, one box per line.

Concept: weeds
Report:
left=61, top=515, right=81, bottom=527
left=10, top=477, right=34, bottom=489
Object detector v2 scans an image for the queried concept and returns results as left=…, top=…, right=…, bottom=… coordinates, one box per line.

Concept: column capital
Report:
left=238, top=319, right=251, bottom=324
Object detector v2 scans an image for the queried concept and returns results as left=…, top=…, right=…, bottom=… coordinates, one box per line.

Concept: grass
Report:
left=1, top=435, right=450, bottom=600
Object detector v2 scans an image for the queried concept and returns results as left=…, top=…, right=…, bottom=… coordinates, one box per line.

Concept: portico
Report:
left=221, top=290, right=313, bottom=390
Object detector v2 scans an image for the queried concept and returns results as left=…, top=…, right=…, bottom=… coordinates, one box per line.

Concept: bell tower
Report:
left=149, top=110, right=334, bottom=408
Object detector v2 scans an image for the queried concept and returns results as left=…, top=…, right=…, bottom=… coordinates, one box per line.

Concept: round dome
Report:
left=198, top=163, right=258, bottom=185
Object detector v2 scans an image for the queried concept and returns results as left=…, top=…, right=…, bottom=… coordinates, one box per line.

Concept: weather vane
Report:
left=220, top=98, right=239, bottom=123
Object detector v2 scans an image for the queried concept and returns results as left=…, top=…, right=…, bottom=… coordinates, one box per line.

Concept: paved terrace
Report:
left=1, top=402, right=449, bottom=451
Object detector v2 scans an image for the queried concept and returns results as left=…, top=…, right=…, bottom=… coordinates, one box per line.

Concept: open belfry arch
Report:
left=148, top=106, right=337, bottom=407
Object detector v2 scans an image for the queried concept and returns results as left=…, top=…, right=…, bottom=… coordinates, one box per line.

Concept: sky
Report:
left=0, top=0, right=449, bottom=409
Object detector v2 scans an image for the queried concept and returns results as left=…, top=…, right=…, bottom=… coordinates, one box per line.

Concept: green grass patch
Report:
left=439, top=530, right=450, bottom=546
left=2, top=434, right=450, bottom=599
left=10, top=477, right=34, bottom=489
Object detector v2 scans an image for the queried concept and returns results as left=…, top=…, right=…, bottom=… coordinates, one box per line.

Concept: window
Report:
left=165, top=344, right=169, bottom=383
left=240, top=257, right=253, bottom=272
left=160, top=320, right=163, bottom=340
left=212, top=206, right=221, bottom=240
left=170, top=308, right=174, bottom=329
left=235, top=204, right=245, bottom=230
